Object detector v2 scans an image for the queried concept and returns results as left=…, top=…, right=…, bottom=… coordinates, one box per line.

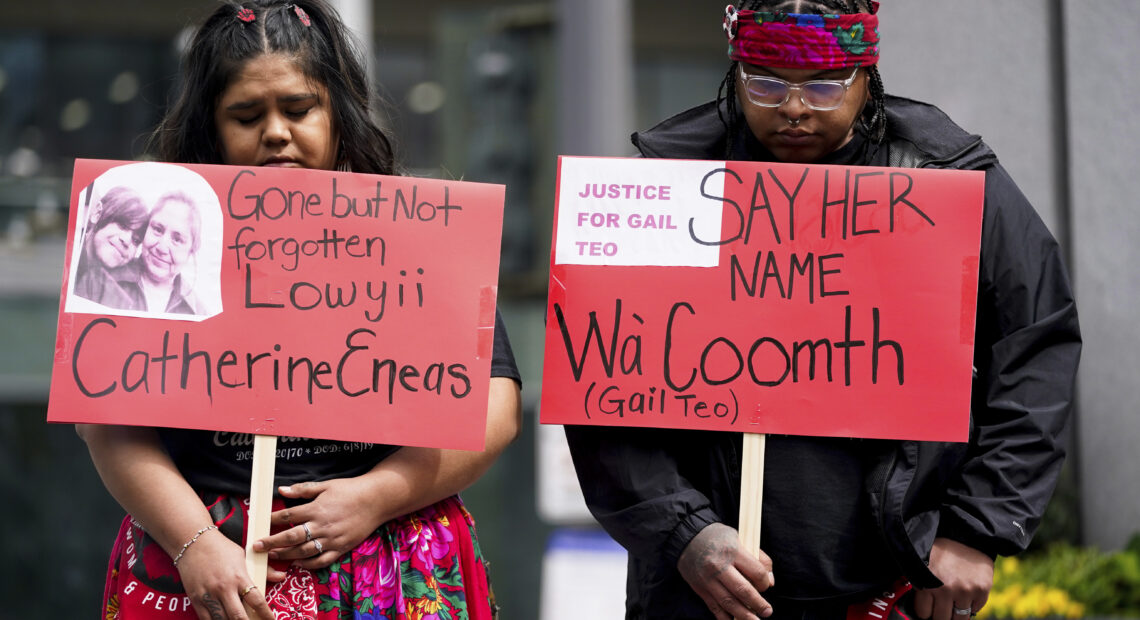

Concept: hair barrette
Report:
left=723, top=5, right=739, bottom=42
left=236, top=8, right=256, bottom=23
left=292, top=5, right=311, bottom=27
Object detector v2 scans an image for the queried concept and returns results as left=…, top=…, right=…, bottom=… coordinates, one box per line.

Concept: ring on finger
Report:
left=302, top=522, right=313, bottom=542
left=314, top=539, right=324, bottom=555
left=953, top=607, right=973, bottom=616
left=241, top=585, right=257, bottom=599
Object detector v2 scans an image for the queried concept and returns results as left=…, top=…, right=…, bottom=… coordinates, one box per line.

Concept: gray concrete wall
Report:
left=879, top=0, right=1140, bottom=549
left=1063, top=0, right=1140, bottom=550
left=877, top=1, right=1061, bottom=234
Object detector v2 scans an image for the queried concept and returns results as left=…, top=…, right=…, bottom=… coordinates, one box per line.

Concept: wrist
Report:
left=666, top=508, right=721, bottom=570
left=171, top=524, right=219, bottom=567
left=357, top=468, right=407, bottom=526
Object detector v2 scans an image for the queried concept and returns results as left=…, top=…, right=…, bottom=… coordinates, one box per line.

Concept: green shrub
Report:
left=982, top=535, right=1140, bottom=618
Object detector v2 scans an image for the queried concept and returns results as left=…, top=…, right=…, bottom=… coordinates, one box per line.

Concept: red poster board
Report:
left=540, top=156, right=984, bottom=442
left=48, top=159, right=504, bottom=451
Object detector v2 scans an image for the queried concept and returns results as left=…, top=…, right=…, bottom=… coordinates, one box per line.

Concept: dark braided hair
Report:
left=717, top=0, right=887, bottom=158
left=149, top=0, right=398, bottom=175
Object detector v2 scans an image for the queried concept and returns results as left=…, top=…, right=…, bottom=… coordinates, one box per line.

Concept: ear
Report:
left=88, top=200, right=104, bottom=226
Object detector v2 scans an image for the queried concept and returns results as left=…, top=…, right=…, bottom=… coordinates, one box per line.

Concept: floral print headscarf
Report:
left=723, top=3, right=880, bottom=69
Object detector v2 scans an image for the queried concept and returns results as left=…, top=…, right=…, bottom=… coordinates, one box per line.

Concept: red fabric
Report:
left=846, top=579, right=914, bottom=620
left=101, top=495, right=495, bottom=619
left=724, top=5, right=880, bottom=69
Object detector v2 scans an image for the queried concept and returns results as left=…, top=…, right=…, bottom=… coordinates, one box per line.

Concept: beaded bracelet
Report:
left=171, top=525, right=218, bottom=567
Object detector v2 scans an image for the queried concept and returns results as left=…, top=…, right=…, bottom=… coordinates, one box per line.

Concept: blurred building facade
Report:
left=1, top=1, right=1137, bottom=618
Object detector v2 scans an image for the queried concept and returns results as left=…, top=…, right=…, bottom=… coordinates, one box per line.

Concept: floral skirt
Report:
left=101, top=495, right=495, bottom=620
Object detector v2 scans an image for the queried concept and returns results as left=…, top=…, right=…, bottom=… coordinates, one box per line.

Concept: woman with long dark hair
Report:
left=79, top=2, right=522, bottom=618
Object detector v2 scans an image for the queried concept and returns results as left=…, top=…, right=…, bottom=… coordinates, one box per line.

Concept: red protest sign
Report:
left=48, top=159, right=504, bottom=450
left=540, top=156, right=984, bottom=442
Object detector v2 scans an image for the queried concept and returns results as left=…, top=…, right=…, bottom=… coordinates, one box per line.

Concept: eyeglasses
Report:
left=737, top=66, right=860, bottom=111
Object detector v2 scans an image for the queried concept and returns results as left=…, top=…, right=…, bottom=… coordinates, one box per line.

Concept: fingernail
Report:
left=280, top=485, right=291, bottom=493
left=769, top=572, right=776, bottom=587
left=761, top=606, right=773, bottom=618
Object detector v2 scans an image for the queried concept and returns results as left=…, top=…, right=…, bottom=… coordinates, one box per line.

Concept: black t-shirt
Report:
left=762, top=435, right=897, bottom=604
left=738, top=129, right=901, bottom=604
left=159, top=309, right=522, bottom=495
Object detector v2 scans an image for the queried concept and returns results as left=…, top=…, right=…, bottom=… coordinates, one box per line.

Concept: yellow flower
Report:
left=406, top=596, right=442, bottom=620
left=104, top=593, right=120, bottom=620
left=1003, top=556, right=1021, bottom=575
left=992, top=555, right=1025, bottom=586
left=983, top=583, right=1083, bottom=619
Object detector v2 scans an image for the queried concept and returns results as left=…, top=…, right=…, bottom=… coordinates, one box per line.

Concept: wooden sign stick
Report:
left=738, top=432, right=766, bottom=559
left=245, top=434, right=277, bottom=597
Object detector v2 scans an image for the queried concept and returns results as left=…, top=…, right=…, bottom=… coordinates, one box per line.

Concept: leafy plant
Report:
left=980, top=535, right=1140, bottom=618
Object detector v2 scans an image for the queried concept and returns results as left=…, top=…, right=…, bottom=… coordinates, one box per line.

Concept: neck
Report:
left=138, top=275, right=175, bottom=312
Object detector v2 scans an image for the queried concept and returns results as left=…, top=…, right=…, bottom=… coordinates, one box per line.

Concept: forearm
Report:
left=77, top=423, right=214, bottom=557
left=354, top=376, right=521, bottom=524
left=564, top=424, right=723, bottom=564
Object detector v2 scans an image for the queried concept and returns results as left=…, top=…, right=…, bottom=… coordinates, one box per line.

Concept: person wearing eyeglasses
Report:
left=563, top=2, right=1081, bottom=620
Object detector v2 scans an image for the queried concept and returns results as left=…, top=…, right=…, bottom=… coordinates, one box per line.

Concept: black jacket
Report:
left=564, top=95, right=1081, bottom=619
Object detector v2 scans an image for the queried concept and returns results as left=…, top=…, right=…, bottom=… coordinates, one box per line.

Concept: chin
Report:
left=98, top=253, right=123, bottom=269
left=144, top=260, right=167, bottom=280
left=771, top=149, right=820, bottom=164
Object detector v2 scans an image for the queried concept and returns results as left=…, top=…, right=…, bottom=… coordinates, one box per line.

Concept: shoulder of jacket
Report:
left=632, top=100, right=727, bottom=159
left=884, top=95, right=995, bottom=169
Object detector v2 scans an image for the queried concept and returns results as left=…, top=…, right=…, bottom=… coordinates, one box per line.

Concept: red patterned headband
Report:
left=723, top=3, right=880, bottom=70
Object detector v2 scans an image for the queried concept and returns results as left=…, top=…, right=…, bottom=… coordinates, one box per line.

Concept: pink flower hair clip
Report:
left=292, top=5, right=311, bottom=27
left=236, top=8, right=256, bottom=23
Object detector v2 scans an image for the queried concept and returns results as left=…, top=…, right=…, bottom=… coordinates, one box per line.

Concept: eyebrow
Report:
left=223, top=93, right=320, bottom=111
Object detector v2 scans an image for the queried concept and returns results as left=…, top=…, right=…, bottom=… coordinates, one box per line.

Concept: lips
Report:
left=775, top=130, right=815, bottom=146
left=99, top=239, right=130, bottom=267
left=109, top=241, right=128, bottom=261
left=261, top=156, right=300, bottom=167
left=145, top=248, right=173, bottom=272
